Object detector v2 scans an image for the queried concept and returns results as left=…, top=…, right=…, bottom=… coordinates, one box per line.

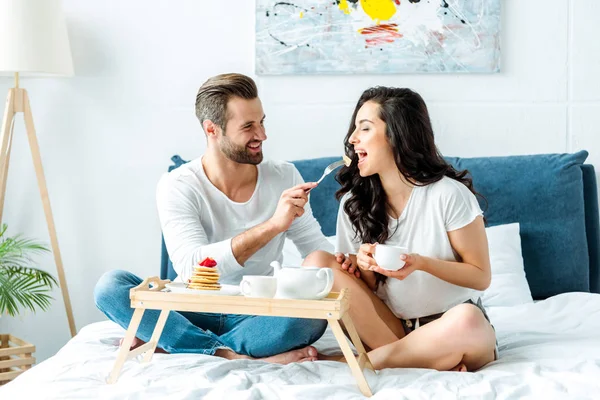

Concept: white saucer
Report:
left=164, top=282, right=240, bottom=296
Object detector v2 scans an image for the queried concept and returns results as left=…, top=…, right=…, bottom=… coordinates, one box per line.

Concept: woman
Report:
left=305, top=87, right=497, bottom=372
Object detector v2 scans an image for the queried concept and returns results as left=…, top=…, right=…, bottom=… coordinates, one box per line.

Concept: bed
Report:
left=2, top=151, right=600, bottom=399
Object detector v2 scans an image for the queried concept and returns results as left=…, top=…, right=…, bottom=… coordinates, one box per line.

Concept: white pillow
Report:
left=481, top=222, right=533, bottom=307
left=282, top=223, right=532, bottom=307
left=281, top=239, right=304, bottom=266
left=282, top=237, right=335, bottom=266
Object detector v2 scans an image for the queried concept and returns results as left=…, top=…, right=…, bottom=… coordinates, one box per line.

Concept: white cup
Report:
left=374, top=244, right=409, bottom=271
left=240, top=275, right=277, bottom=298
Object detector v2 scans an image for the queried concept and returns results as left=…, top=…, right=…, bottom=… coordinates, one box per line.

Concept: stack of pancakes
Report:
left=187, top=261, right=220, bottom=291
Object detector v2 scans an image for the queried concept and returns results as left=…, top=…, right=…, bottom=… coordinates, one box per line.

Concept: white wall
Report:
left=0, top=0, right=598, bottom=363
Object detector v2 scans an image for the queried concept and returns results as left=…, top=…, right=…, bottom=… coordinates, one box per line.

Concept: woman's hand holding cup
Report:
left=357, top=243, right=379, bottom=271
left=370, top=243, right=423, bottom=280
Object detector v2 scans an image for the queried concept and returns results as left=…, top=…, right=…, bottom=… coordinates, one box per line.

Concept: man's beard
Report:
left=219, top=135, right=263, bottom=165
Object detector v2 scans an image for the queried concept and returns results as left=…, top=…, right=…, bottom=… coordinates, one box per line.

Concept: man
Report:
left=94, top=73, right=353, bottom=364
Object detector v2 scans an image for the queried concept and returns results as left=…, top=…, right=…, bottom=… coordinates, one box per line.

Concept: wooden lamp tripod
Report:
left=0, top=0, right=76, bottom=337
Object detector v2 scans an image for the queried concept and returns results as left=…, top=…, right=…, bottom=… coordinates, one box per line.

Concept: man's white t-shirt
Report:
left=336, top=176, right=484, bottom=319
left=157, top=157, right=332, bottom=285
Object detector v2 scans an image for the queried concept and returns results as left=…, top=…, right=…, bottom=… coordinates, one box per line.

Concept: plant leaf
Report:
left=0, top=225, right=56, bottom=316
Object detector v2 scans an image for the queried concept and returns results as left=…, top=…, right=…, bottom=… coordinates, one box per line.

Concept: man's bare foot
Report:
left=118, top=337, right=168, bottom=354
left=450, top=362, right=467, bottom=372
left=261, top=346, right=318, bottom=364
left=215, top=346, right=318, bottom=365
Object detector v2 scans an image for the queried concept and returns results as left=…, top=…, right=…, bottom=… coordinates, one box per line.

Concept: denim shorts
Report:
left=400, top=298, right=499, bottom=360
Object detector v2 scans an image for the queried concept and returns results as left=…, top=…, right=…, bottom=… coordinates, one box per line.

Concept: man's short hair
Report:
left=195, top=73, right=258, bottom=132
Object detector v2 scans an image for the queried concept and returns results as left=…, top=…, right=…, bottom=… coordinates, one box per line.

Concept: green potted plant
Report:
left=0, top=224, right=57, bottom=384
left=0, top=224, right=57, bottom=316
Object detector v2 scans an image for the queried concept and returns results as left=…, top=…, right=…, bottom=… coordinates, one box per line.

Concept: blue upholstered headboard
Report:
left=161, top=151, right=600, bottom=300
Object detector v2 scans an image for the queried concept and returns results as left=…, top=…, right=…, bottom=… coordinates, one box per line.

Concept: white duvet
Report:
left=2, top=292, right=600, bottom=399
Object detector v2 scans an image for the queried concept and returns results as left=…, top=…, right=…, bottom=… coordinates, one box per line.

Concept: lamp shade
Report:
left=0, top=0, right=73, bottom=76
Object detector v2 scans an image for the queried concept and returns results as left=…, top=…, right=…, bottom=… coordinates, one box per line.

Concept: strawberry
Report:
left=199, top=257, right=217, bottom=267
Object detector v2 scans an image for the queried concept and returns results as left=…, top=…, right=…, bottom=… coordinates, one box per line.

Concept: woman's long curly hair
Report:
left=335, top=87, right=483, bottom=287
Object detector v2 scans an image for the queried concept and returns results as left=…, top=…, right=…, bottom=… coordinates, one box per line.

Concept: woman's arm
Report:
left=371, top=216, right=491, bottom=291
left=424, top=216, right=491, bottom=290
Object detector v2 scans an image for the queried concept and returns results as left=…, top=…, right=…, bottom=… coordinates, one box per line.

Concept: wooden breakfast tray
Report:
left=107, top=276, right=375, bottom=397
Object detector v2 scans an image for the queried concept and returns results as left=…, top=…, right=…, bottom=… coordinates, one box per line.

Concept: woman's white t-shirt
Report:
left=336, top=176, right=484, bottom=319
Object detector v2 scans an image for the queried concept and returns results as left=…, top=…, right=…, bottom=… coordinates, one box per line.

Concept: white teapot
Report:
left=270, top=261, right=334, bottom=300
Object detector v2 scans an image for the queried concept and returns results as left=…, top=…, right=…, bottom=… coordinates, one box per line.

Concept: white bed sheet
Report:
left=2, top=292, right=600, bottom=399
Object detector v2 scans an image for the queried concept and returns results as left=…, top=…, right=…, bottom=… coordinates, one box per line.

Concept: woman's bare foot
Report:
left=450, top=362, right=468, bottom=372
left=215, top=346, right=318, bottom=364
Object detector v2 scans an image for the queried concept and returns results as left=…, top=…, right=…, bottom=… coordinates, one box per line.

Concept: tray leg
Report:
left=107, top=308, right=145, bottom=384
left=142, top=310, right=170, bottom=363
left=341, top=313, right=375, bottom=371
left=328, top=319, right=373, bottom=397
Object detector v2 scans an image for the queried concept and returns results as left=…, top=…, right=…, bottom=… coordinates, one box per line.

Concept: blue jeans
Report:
left=94, top=270, right=327, bottom=357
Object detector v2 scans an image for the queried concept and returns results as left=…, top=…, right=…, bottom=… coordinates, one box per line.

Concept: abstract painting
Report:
left=255, top=0, right=501, bottom=74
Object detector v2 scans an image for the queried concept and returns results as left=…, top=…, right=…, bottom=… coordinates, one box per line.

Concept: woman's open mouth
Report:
left=356, top=150, right=368, bottom=165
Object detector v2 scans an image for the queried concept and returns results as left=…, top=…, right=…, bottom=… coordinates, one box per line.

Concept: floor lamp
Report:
left=0, top=0, right=76, bottom=337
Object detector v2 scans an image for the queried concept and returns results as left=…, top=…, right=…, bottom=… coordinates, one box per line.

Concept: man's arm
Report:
left=231, top=181, right=317, bottom=265
left=157, top=174, right=317, bottom=278
left=285, top=169, right=334, bottom=257
left=157, top=175, right=236, bottom=279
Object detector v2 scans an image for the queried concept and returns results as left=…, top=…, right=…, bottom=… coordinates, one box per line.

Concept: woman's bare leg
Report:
left=367, top=303, right=496, bottom=371
left=303, top=251, right=405, bottom=349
